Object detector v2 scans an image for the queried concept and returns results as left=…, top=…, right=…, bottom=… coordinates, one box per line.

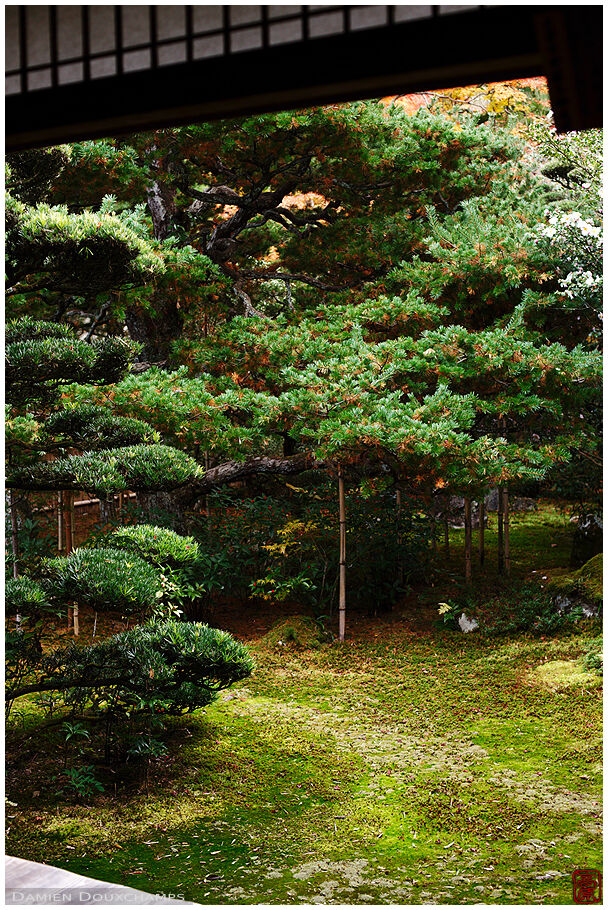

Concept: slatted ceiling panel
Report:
left=10, top=5, right=491, bottom=96
left=5, top=5, right=601, bottom=148
left=393, top=7, right=434, bottom=23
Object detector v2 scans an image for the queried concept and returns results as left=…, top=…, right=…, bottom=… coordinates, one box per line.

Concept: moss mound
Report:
left=530, top=659, right=600, bottom=690
left=262, top=615, right=332, bottom=650
left=549, top=553, right=603, bottom=606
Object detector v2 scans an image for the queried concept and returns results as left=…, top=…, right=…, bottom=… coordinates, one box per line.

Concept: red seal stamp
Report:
left=573, top=869, right=602, bottom=904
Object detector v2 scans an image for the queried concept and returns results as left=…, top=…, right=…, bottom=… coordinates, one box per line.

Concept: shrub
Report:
left=439, top=581, right=589, bottom=637
left=100, top=524, right=199, bottom=567
left=7, top=619, right=254, bottom=715
left=581, top=636, right=603, bottom=676
left=42, top=547, right=162, bottom=614
left=44, top=406, right=157, bottom=450
left=8, top=444, right=201, bottom=496
left=5, top=576, right=52, bottom=620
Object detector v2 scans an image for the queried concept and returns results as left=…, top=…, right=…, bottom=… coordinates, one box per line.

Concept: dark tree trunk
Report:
left=125, top=296, right=183, bottom=364
left=338, top=466, right=346, bottom=643
left=503, top=487, right=511, bottom=577
left=479, top=497, right=485, bottom=567
left=464, top=496, right=472, bottom=584
left=497, top=485, right=504, bottom=574
left=125, top=174, right=182, bottom=363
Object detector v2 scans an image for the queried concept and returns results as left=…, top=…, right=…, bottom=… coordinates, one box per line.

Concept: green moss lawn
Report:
left=6, top=503, right=602, bottom=904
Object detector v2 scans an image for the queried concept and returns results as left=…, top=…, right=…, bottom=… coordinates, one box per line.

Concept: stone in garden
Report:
left=570, top=514, right=603, bottom=567
left=458, top=613, right=479, bottom=633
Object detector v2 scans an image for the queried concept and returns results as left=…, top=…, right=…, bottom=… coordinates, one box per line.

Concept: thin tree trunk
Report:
left=396, top=483, right=404, bottom=588
left=338, top=467, right=346, bottom=643
left=479, top=496, right=485, bottom=567
left=497, top=485, right=504, bottom=574
left=57, top=491, right=64, bottom=554
left=9, top=491, right=19, bottom=581
left=430, top=492, right=437, bottom=555
left=9, top=491, right=21, bottom=628
left=73, top=604, right=79, bottom=637
left=464, top=496, right=472, bottom=584
left=204, top=452, right=211, bottom=518
left=64, top=491, right=74, bottom=631
left=99, top=495, right=116, bottom=526
left=503, top=487, right=511, bottom=577
left=70, top=493, right=76, bottom=549
left=443, top=494, right=450, bottom=555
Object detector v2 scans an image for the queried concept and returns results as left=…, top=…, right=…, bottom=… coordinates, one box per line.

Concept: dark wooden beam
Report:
left=6, top=5, right=601, bottom=151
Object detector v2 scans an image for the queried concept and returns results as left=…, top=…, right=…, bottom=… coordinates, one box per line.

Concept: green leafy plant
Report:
left=57, top=765, right=105, bottom=802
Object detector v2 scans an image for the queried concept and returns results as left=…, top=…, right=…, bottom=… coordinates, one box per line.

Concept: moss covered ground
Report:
left=6, top=502, right=602, bottom=904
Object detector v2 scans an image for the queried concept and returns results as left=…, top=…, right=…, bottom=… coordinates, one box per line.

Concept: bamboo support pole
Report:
left=464, top=496, right=472, bottom=583
left=70, top=493, right=76, bottom=549
left=396, top=483, right=404, bottom=587
left=57, top=491, right=64, bottom=553
left=64, top=492, right=74, bottom=631
left=443, top=494, right=450, bottom=555
left=479, top=496, right=485, bottom=567
left=9, top=491, right=21, bottom=627
left=503, top=487, right=511, bottom=577
left=497, top=486, right=504, bottom=574
left=338, top=467, right=346, bottom=643
left=204, top=452, right=211, bottom=518
left=9, top=491, right=19, bottom=581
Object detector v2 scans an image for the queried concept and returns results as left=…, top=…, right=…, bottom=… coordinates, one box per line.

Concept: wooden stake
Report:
left=204, top=452, right=211, bottom=518
left=497, top=485, right=504, bottom=574
left=9, top=490, right=19, bottom=580
left=503, top=486, right=511, bottom=577
left=396, top=483, right=404, bottom=588
left=338, top=466, right=346, bottom=643
left=57, top=491, right=64, bottom=554
left=430, top=492, right=437, bottom=554
left=69, top=493, right=76, bottom=549
left=73, top=604, right=79, bottom=637
left=464, top=496, right=472, bottom=584
left=443, top=494, right=450, bottom=555
left=64, top=491, right=73, bottom=555
left=479, top=496, right=485, bottom=567
left=64, top=492, right=74, bottom=632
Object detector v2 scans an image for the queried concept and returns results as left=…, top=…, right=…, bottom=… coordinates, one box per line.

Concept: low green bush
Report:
left=7, top=619, right=254, bottom=716
left=5, top=576, right=51, bottom=619
left=437, top=581, right=592, bottom=637
left=580, top=636, right=603, bottom=676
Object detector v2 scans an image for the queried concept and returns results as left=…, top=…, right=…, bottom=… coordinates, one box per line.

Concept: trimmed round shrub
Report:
left=101, top=524, right=199, bottom=566
left=8, top=443, right=201, bottom=496
left=44, top=406, right=158, bottom=450
left=43, top=547, right=162, bottom=613
left=5, top=576, right=52, bottom=618
left=8, top=619, right=255, bottom=714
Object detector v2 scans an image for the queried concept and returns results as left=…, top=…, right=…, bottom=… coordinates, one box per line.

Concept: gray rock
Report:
left=570, top=513, right=603, bottom=568
left=458, top=613, right=479, bottom=633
